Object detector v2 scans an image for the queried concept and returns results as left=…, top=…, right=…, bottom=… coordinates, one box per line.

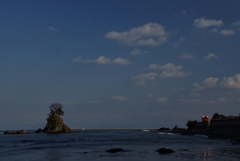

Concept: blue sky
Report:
left=1, top=0, right=240, bottom=130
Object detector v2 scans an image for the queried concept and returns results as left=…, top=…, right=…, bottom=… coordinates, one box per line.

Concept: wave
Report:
left=194, top=134, right=208, bottom=138
left=158, top=132, right=175, bottom=135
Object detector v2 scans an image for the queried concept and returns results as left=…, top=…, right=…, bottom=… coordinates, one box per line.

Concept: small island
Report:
left=42, top=103, right=73, bottom=133
left=4, top=103, right=73, bottom=134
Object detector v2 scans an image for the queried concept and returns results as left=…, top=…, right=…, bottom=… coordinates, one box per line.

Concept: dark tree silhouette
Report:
left=186, top=120, right=198, bottom=130
left=44, top=103, right=72, bottom=133
left=212, top=113, right=220, bottom=120
left=48, top=103, right=64, bottom=117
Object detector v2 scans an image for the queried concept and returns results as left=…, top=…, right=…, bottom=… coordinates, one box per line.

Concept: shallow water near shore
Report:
left=0, top=129, right=240, bottom=161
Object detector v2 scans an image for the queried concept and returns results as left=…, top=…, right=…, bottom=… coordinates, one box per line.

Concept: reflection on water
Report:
left=203, top=148, right=211, bottom=161
left=1, top=130, right=240, bottom=161
left=45, top=150, right=63, bottom=161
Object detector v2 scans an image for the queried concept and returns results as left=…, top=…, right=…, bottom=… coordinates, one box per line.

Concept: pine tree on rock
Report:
left=44, top=103, right=73, bottom=133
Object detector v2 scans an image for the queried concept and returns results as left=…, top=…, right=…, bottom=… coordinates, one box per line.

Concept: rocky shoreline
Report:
left=157, top=128, right=240, bottom=144
left=3, top=128, right=73, bottom=135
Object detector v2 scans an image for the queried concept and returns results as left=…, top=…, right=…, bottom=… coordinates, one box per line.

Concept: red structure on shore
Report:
left=202, top=116, right=209, bottom=123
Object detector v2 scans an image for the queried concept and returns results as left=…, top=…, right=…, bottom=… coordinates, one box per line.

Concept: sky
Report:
left=1, top=0, right=240, bottom=130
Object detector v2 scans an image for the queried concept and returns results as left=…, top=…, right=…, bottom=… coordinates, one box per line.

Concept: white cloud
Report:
left=220, top=29, right=235, bottom=36
left=182, top=10, right=187, bottom=16
left=131, top=72, right=158, bottom=85
left=178, top=98, right=216, bottom=105
left=193, top=77, right=219, bottom=91
left=72, top=56, right=131, bottom=65
left=105, top=23, right=169, bottom=46
left=111, top=95, right=126, bottom=101
left=87, top=100, right=100, bottom=104
left=156, top=97, right=168, bottom=103
left=193, top=17, right=223, bottom=28
left=211, top=28, right=218, bottom=33
left=148, top=63, right=188, bottom=77
left=204, top=53, right=218, bottom=60
left=130, top=49, right=148, bottom=56
left=112, top=57, right=131, bottom=64
left=190, top=92, right=201, bottom=97
left=147, top=93, right=153, bottom=97
left=181, top=53, right=194, bottom=59
left=95, top=56, right=111, bottom=64
left=178, top=98, right=201, bottom=104
left=48, top=26, right=58, bottom=31
left=202, top=77, right=219, bottom=87
left=174, top=37, right=185, bottom=47
left=193, top=74, right=240, bottom=91
left=231, top=20, right=240, bottom=26
left=62, top=101, right=75, bottom=106
left=48, top=26, right=57, bottom=31
left=218, top=98, right=228, bottom=102
left=221, top=74, right=240, bottom=89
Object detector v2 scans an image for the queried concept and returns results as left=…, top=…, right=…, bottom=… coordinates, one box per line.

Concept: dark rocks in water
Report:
left=106, top=148, right=125, bottom=153
left=4, top=131, right=13, bottom=134
left=35, top=128, right=44, bottom=133
left=4, top=129, right=27, bottom=134
left=158, top=127, right=171, bottom=131
left=172, top=125, right=179, bottom=130
left=156, top=148, right=175, bottom=154
left=232, top=138, right=240, bottom=145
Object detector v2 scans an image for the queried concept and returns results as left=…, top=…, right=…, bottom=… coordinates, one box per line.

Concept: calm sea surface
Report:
left=0, top=129, right=240, bottom=161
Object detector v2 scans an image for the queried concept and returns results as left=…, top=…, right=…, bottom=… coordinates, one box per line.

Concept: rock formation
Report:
left=106, top=148, right=125, bottom=153
left=43, top=113, right=72, bottom=133
left=43, top=103, right=73, bottom=133
left=156, top=148, right=175, bottom=154
left=4, top=129, right=26, bottom=134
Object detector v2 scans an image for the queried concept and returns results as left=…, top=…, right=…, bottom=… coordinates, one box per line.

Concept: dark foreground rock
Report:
left=4, top=129, right=27, bottom=134
left=232, top=138, right=240, bottom=145
left=156, top=148, right=175, bottom=154
left=106, top=148, right=125, bottom=153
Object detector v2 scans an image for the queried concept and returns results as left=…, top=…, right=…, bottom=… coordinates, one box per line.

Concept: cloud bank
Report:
left=193, top=73, right=240, bottom=90
left=204, top=53, right=218, bottom=60
left=111, top=95, right=126, bottom=101
left=73, top=56, right=131, bottom=65
left=131, top=72, right=158, bottom=85
left=220, top=29, right=235, bottom=36
left=131, top=63, right=188, bottom=85
left=222, top=74, right=240, bottom=89
left=148, top=63, right=189, bottom=77
left=105, top=23, right=169, bottom=46
left=193, top=17, right=223, bottom=28
left=130, top=49, right=148, bottom=56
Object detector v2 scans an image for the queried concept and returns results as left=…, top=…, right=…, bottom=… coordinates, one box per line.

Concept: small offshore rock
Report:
left=106, top=148, right=124, bottom=153
left=156, top=148, right=175, bottom=154
left=4, top=129, right=26, bottom=134
left=35, top=128, right=44, bottom=133
left=3, top=131, right=12, bottom=134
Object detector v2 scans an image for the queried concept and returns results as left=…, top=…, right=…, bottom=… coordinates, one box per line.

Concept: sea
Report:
left=0, top=129, right=240, bottom=161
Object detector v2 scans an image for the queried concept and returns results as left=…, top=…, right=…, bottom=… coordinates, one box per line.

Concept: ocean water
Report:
left=0, top=129, right=240, bottom=161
